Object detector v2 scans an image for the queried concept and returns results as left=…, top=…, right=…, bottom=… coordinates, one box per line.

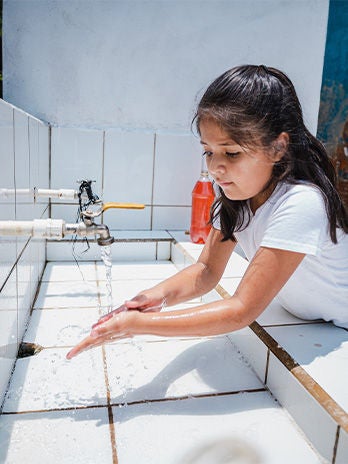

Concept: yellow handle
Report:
left=102, top=202, right=145, bottom=212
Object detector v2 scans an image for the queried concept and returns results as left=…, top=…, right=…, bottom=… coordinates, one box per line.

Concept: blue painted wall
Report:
left=317, top=0, right=348, bottom=150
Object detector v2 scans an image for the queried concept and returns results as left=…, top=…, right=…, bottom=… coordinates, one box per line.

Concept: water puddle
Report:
left=57, top=324, right=90, bottom=344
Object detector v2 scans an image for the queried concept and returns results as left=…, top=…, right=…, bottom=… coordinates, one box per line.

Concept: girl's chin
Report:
left=222, top=190, right=247, bottom=202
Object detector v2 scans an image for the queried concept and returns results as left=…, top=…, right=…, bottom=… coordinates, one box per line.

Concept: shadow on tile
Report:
left=105, top=337, right=263, bottom=407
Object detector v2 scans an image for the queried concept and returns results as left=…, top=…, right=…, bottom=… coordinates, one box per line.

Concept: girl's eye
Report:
left=202, top=150, right=240, bottom=158
left=226, top=152, right=240, bottom=158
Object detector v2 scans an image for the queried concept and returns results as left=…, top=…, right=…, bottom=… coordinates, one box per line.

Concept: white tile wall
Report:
left=50, top=127, right=103, bottom=195
left=0, top=101, right=14, bottom=191
left=336, top=428, right=348, bottom=464
left=267, top=324, right=348, bottom=413
left=266, top=352, right=338, bottom=462
left=104, top=206, right=151, bottom=230
left=103, top=129, right=154, bottom=204
left=152, top=205, right=191, bottom=230
left=227, top=327, right=269, bottom=384
left=38, top=119, right=50, bottom=193
left=14, top=109, right=32, bottom=208
left=0, top=272, right=18, bottom=404
left=0, top=99, right=49, bottom=406
left=153, top=132, right=201, bottom=206
left=49, top=128, right=202, bottom=231
left=0, top=103, right=16, bottom=288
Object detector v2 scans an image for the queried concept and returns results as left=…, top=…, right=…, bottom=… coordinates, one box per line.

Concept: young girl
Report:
left=67, top=65, right=348, bottom=360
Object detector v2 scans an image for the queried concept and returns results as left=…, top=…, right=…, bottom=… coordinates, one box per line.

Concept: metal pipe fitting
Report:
left=64, top=221, right=114, bottom=246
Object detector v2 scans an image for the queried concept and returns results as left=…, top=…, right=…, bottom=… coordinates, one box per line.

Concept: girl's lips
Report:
left=218, top=181, right=233, bottom=187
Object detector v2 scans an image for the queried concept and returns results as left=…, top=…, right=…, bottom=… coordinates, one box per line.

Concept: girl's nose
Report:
left=207, top=155, right=226, bottom=176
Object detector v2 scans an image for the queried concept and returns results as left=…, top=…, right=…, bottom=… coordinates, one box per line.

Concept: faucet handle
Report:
left=80, top=201, right=145, bottom=221
left=80, top=205, right=103, bottom=219
left=102, top=202, right=145, bottom=212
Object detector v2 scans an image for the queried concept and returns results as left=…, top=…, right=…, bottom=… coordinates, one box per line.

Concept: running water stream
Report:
left=100, top=245, right=113, bottom=313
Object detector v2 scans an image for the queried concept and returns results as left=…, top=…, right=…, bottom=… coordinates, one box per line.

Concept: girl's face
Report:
left=199, top=119, right=282, bottom=212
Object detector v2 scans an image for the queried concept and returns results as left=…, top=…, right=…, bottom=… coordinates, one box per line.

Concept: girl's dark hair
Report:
left=193, top=65, right=348, bottom=243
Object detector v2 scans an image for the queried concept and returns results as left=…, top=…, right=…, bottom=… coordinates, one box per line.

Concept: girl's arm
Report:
left=131, top=246, right=305, bottom=337
left=66, top=241, right=304, bottom=359
left=125, top=228, right=236, bottom=310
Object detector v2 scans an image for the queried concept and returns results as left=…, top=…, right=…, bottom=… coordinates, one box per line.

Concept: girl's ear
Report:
left=272, top=132, right=289, bottom=161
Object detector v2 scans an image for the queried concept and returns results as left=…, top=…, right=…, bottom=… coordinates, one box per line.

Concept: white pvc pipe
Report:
left=0, top=188, right=30, bottom=198
left=0, top=188, right=78, bottom=201
left=35, top=189, right=78, bottom=200
left=0, top=219, right=64, bottom=238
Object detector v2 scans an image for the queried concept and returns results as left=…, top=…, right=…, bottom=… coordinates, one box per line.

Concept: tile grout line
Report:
left=107, top=388, right=268, bottom=408
left=102, top=345, right=118, bottom=464
left=150, top=133, right=156, bottom=230
left=0, top=237, right=31, bottom=294
left=1, top=403, right=109, bottom=416
left=332, top=425, right=340, bottom=464
left=264, top=349, right=270, bottom=385
left=261, top=321, right=329, bottom=328
left=96, top=267, right=118, bottom=464
left=1, top=387, right=267, bottom=416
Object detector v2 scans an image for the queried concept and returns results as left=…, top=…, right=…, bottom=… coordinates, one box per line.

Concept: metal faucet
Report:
left=65, top=207, right=115, bottom=246
left=0, top=180, right=144, bottom=246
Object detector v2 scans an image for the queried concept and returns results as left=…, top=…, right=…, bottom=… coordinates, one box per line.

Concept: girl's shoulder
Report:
left=268, top=181, right=326, bottom=220
left=274, top=181, right=324, bottom=204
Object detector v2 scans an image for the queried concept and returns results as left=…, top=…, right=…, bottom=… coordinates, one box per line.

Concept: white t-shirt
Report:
left=213, top=182, right=348, bottom=328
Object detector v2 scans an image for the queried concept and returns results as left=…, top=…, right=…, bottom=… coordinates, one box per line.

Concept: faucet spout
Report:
left=63, top=221, right=114, bottom=246
left=94, top=223, right=115, bottom=246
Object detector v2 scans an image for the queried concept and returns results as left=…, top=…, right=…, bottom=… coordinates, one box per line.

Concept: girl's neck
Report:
left=249, top=181, right=278, bottom=214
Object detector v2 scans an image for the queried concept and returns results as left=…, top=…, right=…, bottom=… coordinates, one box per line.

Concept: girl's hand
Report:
left=66, top=293, right=166, bottom=359
left=66, top=310, right=138, bottom=359
left=124, top=293, right=166, bottom=312
left=91, top=294, right=166, bottom=330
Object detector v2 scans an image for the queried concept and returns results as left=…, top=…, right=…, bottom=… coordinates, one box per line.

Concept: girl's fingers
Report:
left=91, top=304, right=127, bottom=329
left=67, top=313, right=129, bottom=359
left=66, top=335, right=102, bottom=359
left=66, top=328, right=118, bottom=359
left=91, top=313, right=113, bottom=329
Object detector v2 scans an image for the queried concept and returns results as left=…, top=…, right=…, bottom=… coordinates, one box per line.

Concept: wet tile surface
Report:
left=105, top=337, right=263, bottom=404
left=24, top=308, right=100, bottom=347
left=34, top=281, right=100, bottom=309
left=0, top=408, right=113, bottom=464
left=113, top=393, right=323, bottom=464
left=2, top=348, right=107, bottom=412
left=0, top=257, right=329, bottom=463
left=42, top=262, right=98, bottom=282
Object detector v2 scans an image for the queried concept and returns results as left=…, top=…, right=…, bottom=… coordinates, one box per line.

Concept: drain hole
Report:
left=18, top=342, right=43, bottom=358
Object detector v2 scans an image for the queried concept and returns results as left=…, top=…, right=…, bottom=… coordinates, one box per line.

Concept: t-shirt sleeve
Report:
left=260, top=187, right=328, bottom=256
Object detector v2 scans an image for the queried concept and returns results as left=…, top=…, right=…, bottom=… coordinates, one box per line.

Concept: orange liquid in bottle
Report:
left=190, top=172, right=215, bottom=244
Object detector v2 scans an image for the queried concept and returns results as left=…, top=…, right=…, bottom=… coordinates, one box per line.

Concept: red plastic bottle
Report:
left=190, top=164, right=215, bottom=244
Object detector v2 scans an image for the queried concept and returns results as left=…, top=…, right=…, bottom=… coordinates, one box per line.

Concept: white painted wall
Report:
left=4, top=0, right=329, bottom=133
left=2, top=0, right=330, bottom=232
left=0, top=99, right=49, bottom=405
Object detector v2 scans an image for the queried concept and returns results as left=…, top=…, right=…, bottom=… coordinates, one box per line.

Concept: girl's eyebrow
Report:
left=200, top=140, right=239, bottom=147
